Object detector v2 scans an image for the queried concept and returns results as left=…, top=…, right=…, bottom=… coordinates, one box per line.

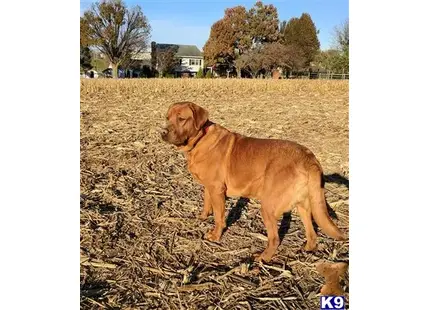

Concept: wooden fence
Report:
left=287, top=72, right=349, bottom=80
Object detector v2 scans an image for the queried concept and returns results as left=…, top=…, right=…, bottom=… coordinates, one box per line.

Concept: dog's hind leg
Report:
left=297, top=197, right=318, bottom=251
left=255, top=202, right=281, bottom=263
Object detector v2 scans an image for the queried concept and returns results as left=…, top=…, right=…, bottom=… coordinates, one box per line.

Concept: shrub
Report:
left=196, top=67, right=204, bottom=78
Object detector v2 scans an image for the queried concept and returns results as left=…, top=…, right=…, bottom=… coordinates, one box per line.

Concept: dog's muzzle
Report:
left=158, top=128, right=168, bottom=136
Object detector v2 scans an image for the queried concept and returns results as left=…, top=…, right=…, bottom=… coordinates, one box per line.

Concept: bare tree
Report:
left=236, top=49, right=264, bottom=78
left=156, top=46, right=177, bottom=77
left=333, top=19, right=349, bottom=53
left=262, top=42, right=306, bottom=73
left=329, top=19, right=349, bottom=73
left=80, top=0, right=151, bottom=78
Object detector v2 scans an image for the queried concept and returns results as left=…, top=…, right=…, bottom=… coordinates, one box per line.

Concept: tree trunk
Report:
left=112, top=63, right=119, bottom=79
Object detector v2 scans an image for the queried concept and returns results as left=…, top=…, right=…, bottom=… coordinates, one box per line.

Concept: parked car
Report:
left=102, top=68, right=113, bottom=78
left=101, top=68, right=125, bottom=78
left=80, top=70, right=100, bottom=78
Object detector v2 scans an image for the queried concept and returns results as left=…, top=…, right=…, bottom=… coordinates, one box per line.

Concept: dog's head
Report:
left=159, top=102, right=209, bottom=148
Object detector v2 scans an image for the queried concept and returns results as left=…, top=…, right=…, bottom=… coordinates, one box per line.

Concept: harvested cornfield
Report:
left=80, top=79, right=349, bottom=310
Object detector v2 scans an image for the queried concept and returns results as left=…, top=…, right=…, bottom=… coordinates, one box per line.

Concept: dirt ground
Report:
left=80, top=79, right=349, bottom=310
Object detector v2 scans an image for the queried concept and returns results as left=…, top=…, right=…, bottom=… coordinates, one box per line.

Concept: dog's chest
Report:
left=187, top=156, right=214, bottom=184
left=188, top=164, right=204, bottom=183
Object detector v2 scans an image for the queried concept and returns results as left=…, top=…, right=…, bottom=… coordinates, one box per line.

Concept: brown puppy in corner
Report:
left=160, top=101, right=345, bottom=262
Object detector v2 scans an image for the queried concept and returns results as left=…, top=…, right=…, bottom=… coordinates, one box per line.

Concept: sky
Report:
left=80, top=0, right=349, bottom=51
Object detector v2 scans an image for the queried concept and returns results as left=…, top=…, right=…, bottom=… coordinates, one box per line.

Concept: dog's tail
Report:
left=308, top=166, right=345, bottom=240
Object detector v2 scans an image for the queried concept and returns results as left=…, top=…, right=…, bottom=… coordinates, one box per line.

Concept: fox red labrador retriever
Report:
left=160, top=101, right=345, bottom=262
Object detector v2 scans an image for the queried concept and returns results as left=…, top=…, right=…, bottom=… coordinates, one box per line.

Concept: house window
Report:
left=189, top=59, right=202, bottom=66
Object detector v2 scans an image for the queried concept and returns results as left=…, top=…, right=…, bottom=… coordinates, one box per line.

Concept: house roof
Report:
left=156, top=43, right=203, bottom=57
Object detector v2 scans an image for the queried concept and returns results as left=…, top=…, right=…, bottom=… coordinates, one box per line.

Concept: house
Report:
left=131, top=49, right=152, bottom=63
left=146, top=42, right=204, bottom=77
left=112, top=42, right=204, bottom=78
left=169, top=44, right=204, bottom=77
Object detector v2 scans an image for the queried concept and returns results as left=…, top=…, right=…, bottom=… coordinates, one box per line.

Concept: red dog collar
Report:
left=202, top=120, right=214, bottom=135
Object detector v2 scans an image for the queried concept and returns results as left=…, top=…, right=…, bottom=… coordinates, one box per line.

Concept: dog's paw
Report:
left=205, top=230, right=221, bottom=242
left=198, top=212, right=209, bottom=221
left=253, top=252, right=272, bottom=263
left=304, top=242, right=317, bottom=252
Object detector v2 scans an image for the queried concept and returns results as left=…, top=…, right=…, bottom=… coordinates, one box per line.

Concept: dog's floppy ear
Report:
left=189, top=103, right=209, bottom=130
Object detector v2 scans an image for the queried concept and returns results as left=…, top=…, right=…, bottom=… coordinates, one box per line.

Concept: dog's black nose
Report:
left=157, top=127, right=168, bottom=136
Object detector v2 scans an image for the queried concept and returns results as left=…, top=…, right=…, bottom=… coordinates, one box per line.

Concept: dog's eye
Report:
left=178, top=117, right=186, bottom=122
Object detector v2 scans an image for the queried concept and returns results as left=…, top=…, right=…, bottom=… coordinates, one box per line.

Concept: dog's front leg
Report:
left=204, top=185, right=226, bottom=242
left=198, top=187, right=213, bottom=220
